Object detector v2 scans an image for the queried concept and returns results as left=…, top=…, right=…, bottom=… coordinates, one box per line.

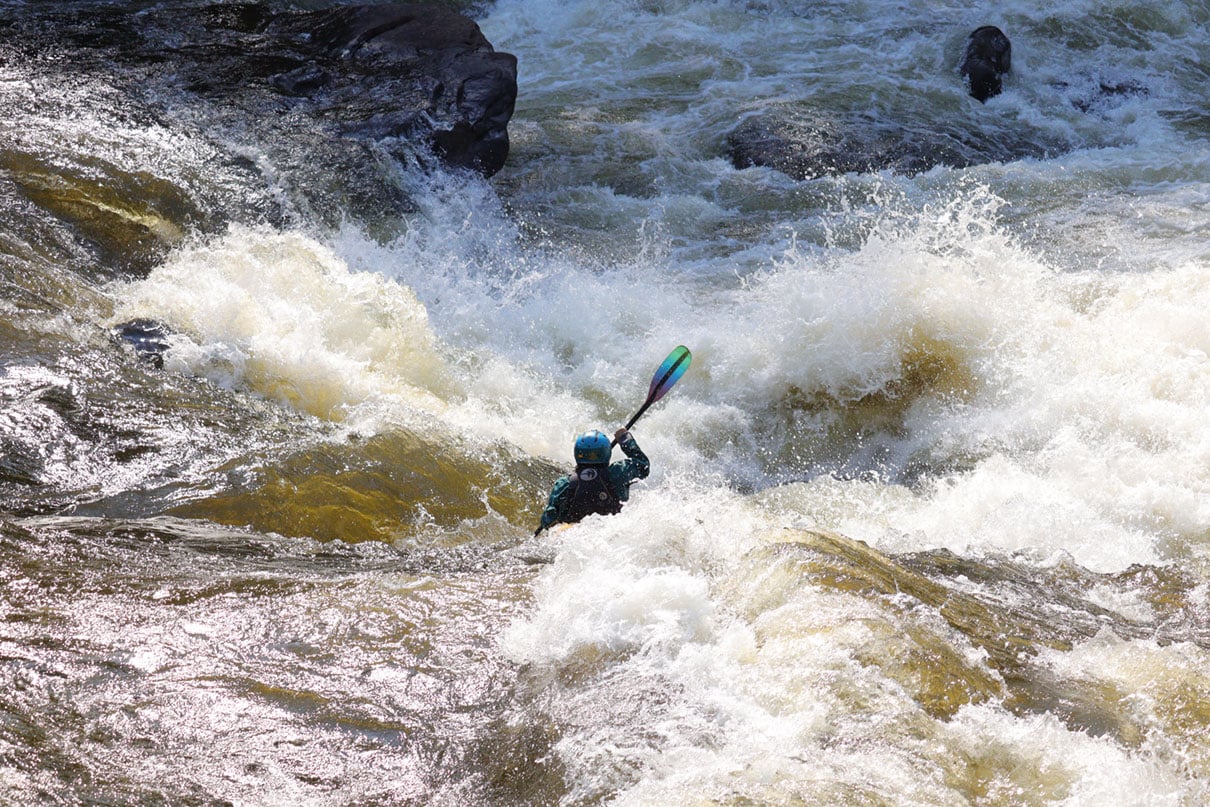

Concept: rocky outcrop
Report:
left=112, top=319, right=174, bottom=369
left=251, top=4, right=517, bottom=177
left=0, top=2, right=518, bottom=275
left=0, top=2, right=517, bottom=233
left=49, top=3, right=519, bottom=178
left=1067, top=79, right=1148, bottom=113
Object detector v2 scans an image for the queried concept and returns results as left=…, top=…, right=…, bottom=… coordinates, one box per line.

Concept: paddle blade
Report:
left=647, top=345, right=691, bottom=404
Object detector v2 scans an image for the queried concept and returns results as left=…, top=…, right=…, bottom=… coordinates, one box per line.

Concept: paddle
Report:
left=613, top=344, right=692, bottom=446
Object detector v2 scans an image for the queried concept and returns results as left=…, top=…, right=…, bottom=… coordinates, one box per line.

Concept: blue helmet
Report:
left=573, top=430, right=611, bottom=464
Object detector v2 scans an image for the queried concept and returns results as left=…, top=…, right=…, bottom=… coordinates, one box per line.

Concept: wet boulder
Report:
left=960, top=25, right=1012, bottom=102
left=178, top=3, right=518, bottom=177
left=260, top=4, right=518, bottom=176
left=727, top=110, right=954, bottom=179
left=725, top=107, right=1055, bottom=180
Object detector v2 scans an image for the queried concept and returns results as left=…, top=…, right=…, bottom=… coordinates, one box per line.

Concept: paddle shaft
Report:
left=612, top=400, right=654, bottom=446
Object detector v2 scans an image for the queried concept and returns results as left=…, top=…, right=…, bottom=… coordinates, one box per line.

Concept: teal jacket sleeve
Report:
left=539, top=475, right=572, bottom=530
left=608, top=434, right=650, bottom=501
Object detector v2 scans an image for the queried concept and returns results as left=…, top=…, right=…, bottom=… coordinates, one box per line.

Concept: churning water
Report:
left=2, top=0, right=1209, bottom=804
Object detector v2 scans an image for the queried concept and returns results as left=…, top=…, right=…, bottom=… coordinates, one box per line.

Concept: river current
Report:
left=2, top=0, right=1209, bottom=804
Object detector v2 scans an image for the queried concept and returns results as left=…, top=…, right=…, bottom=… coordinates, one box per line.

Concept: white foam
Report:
left=111, top=226, right=451, bottom=424
left=505, top=487, right=1201, bottom=804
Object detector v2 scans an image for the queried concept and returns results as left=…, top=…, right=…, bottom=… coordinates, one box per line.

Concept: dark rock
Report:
left=960, top=26, right=1012, bottom=102
left=726, top=107, right=1057, bottom=180
left=724, top=25, right=1062, bottom=181
left=112, top=319, right=174, bottom=369
left=0, top=2, right=517, bottom=180
left=727, top=111, right=949, bottom=179
left=1070, top=79, right=1148, bottom=113
left=262, top=4, right=518, bottom=176
left=268, top=64, right=331, bottom=96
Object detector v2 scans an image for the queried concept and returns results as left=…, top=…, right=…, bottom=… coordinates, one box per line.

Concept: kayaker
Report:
left=535, top=428, right=650, bottom=534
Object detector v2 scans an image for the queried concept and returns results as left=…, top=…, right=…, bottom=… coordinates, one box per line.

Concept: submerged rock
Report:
left=726, top=107, right=1056, bottom=180
left=738, top=527, right=1210, bottom=735
left=168, top=428, right=556, bottom=543
left=1068, top=78, right=1149, bottom=113
left=727, top=111, right=956, bottom=179
left=112, top=319, right=174, bottom=369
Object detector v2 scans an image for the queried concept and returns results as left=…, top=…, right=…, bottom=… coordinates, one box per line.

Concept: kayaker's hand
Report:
left=614, top=428, right=631, bottom=443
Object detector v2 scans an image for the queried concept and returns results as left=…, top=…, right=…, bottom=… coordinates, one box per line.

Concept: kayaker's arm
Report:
left=535, top=475, right=572, bottom=535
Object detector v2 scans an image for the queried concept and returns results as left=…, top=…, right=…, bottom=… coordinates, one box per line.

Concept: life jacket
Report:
left=563, top=464, right=622, bottom=523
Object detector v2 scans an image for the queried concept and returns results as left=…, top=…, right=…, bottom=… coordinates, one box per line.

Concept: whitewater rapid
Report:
left=4, top=0, right=1210, bottom=804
